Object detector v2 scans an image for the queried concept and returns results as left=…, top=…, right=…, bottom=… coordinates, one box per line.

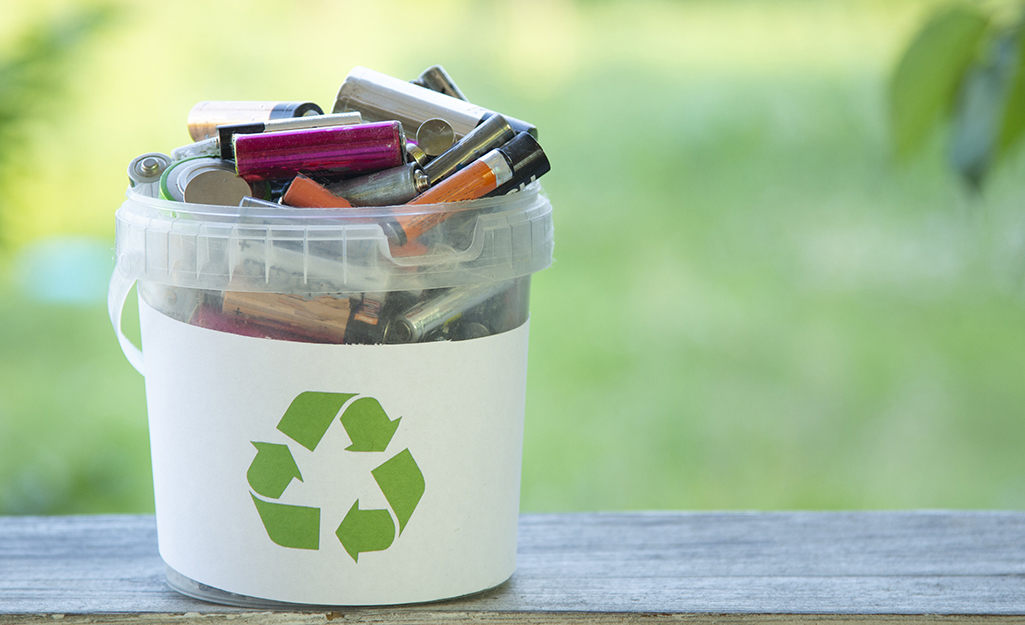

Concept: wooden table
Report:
left=2, top=512, right=1023, bottom=623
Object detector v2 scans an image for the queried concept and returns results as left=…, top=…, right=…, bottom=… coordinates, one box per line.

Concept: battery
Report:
left=281, top=173, right=353, bottom=208
left=221, top=290, right=352, bottom=344
left=128, top=152, right=172, bottom=196
left=332, top=66, right=537, bottom=141
left=411, top=65, right=469, bottom=101
left=216, top=111, right=363, bottom=160
left=416, top=118, right=455, bottom=156
left=186, top=101, right=323, bottom=142
left=233, top=121, right=405, bottom=181
left=382, top=281, right=513, bottom=343
left=324, top=163, right=430, bottom=206
left=422, top=114, right=516, bottom=184
left=159, top=157, right=257, bottom=206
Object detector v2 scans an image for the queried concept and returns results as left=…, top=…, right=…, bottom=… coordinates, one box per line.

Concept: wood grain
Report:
left=1, top=512, right=1023, bottom=623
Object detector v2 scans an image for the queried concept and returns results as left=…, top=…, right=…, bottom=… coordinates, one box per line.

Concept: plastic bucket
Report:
left=108, top=184, right=553, bottom=606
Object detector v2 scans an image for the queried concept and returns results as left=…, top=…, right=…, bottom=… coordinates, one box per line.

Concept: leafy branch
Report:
left=890, top=0, right=1025, bottom=189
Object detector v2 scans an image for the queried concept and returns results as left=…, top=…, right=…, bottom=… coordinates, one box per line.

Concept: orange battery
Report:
left=394, top=149, right=513, bottom=245
left=281, top=174, right=353, bottom=208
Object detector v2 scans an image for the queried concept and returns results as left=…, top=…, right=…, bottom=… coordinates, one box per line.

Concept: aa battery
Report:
left=412, top=65, right=468, bottom=101
left=233, top=121, right=405, bottom=181
left=324, top=163, right=430, bottom=206
left=221, top=290, right=352, bottom=344
left=386, top=132, right=548, bottom=247
left=487, top=131, right=551, bottom=196
left=128, top=152, right=172, bottom=196
left=422, top=114, right=516, bottom=184
left=385, top=149, right=513, bottom=248
left=187, top=101, right=324, bottom=142
left=216, top=111, right=363, bottom=160
left=160, top=157, right=258, bottom=205
left=383, top=281, right=513, bottom=343
left=332, top=66, right=537, bottom=142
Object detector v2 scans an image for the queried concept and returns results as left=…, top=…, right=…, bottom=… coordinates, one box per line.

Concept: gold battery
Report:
left=221, top=291, right=351, bottom=344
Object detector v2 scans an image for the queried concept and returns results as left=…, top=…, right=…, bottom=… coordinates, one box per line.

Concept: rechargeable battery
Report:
left=233, top=121, right=405, bottom=181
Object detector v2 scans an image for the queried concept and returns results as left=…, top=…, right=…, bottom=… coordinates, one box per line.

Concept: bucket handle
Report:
left=108, top=252, right=144, bottom=376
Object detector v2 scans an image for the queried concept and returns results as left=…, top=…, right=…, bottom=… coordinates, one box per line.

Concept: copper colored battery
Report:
left=221, top=290, right=351, bottom=344
left=233, top=121, right=405, bottom=181
left=191, top=303, right=310, bottom=343
left=282, top=174, right=353, bottom=208
left=186, top=101, right=323, bottom=142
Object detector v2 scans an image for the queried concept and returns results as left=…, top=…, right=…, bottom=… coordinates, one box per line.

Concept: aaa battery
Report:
left=233, top=121, right=405, bottom=182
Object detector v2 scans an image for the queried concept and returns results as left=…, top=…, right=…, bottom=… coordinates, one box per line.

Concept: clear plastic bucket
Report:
left=108, top=183, right=553, bottom=606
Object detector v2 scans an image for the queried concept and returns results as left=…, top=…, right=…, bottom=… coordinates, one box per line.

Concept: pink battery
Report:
left=233, top=120, right=405, bottom=181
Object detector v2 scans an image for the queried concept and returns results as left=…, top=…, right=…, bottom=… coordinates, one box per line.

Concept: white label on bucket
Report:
left=138, top=298, right=528, bottom=606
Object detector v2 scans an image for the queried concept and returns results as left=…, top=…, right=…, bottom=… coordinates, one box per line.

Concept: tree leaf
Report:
left=889, top=4, right=990, bottom=159
left=998, top=28, right=1025, bottom=154
left=949, top=33, right=1019, bottom=188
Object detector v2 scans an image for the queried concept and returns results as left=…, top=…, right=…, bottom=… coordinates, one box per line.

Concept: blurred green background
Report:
left=1, top=0, right=1023, bottom=515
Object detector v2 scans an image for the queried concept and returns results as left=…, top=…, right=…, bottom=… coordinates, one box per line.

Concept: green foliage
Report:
left=890, top=1, right=1025, bottom=188
left=998, top=26, right=1025, bottom=152
left=889, top=4, right=989, bottom=159
left=0, top=5, right=117, bottom=245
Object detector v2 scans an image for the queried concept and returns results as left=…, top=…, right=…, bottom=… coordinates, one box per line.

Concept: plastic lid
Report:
left=113, top=183, right=553, bottom=294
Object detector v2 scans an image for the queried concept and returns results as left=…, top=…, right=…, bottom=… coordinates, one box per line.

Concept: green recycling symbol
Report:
left=246, top=391, right=425, bottom=562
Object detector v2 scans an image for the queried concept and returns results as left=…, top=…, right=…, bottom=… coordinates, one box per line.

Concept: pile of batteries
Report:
left=125, top=65, right=550, bottom=345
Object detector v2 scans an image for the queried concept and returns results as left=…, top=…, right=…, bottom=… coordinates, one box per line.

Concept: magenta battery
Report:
left=233, top=120, right=405, bottom=181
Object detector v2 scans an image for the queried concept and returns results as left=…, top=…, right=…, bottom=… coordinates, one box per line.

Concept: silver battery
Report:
left=383, top=281, right=512, bottom=343
left=128, top=152, right=172, bottom=196
left=422, top=114, right=516, bottom=184
left=412, top=65, right=469, bottom=101
left=416, top=118, right=455, bottom=156
left=332, top=66, right=536, bottom=142
left=325, top=163, right=430, bottom=206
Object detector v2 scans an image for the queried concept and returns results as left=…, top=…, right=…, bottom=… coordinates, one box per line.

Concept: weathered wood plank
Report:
left=1, top=512, right=1023, bottom=623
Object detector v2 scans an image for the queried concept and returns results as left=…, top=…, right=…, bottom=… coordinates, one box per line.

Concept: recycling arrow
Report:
left=247, top=442, right=302, bottom=499
left=372, top=448, right=425, bottom=533
left=340, top=397, right=400, bottom=452
left=335, top=500, right=395, bottom=562
left=277, top=391, right=355, bottom=451
left=251, top=493, right=320, bottom=550
left=248, top=391, right=424, bottom=562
